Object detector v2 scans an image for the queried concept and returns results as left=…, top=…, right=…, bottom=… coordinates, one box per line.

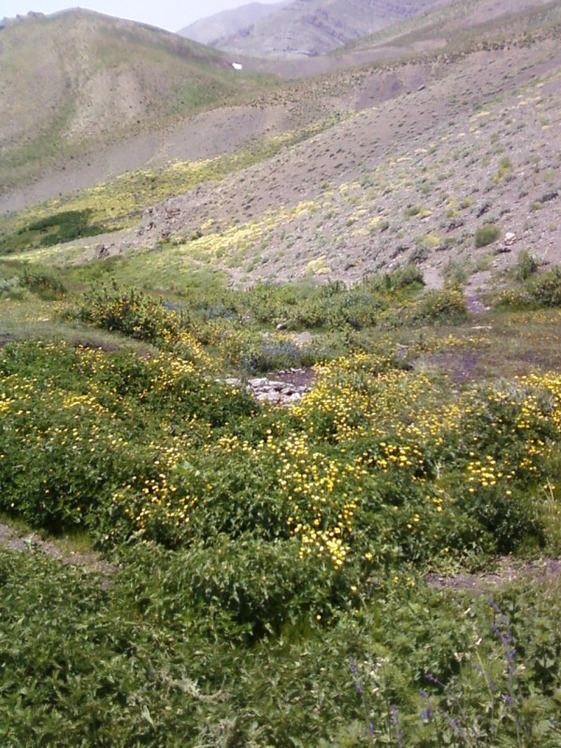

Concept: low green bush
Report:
left=0, top=276, right=23, bottom=299
left=475, top=223, right=501, bottom=248
left=22, top=266, right=66, bottom=299
left=530, top=267, right=561, bottom=307
left=2, top=548, right=561, bottom=746
left=515, top=249, right=538, bottom=281
left=78, top=285, right=188, bottom=346
left=496, top=267, right=561, bottom=310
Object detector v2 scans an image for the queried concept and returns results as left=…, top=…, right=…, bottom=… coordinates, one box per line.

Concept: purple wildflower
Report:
left=391, top=704, right=404, bottom=748
left=350, top=657, right=362, bottom=694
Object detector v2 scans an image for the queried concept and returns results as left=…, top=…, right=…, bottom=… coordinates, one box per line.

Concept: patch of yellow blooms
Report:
left=3, top=343, right=561, bottom=567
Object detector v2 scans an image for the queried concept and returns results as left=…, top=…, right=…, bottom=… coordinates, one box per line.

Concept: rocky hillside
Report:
left=2, top=0, right=560, bottom=301
left=2, top=0, right=561, bottom=297
left=179, top=0, right=448, bottom=58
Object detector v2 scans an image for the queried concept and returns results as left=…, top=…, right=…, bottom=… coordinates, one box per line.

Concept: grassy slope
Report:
left=0, top=10, right=272, bottom=193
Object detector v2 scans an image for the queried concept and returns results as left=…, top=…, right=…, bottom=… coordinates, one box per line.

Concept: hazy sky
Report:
left=1, top=0, right=282, bottom=32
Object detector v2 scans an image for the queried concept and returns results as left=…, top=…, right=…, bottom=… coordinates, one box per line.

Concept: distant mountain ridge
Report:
left=179, top=0, right=448, bottom=58
left=179, top=2, right=290, bottom=47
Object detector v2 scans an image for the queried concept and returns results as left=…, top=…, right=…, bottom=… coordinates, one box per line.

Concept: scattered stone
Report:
left=224, top=377, right=242, bottom=387
left=95, top=244, right=109, bottom=259
left=504, top=231, right=517, bottom=246
left=248, top=375, right=309, bottom=405
left=222, top=369, right=313, bottom=405
left=476, top=201, right=491, bottom=218
left=257, top=390, right=283, bottom=404
left=248, top=377, right=269, bottom=389
left=286, top=393, right=304, bottom=403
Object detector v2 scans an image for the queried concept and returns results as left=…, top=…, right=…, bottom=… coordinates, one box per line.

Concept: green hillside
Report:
left=0, top=10, right=271, bottom=193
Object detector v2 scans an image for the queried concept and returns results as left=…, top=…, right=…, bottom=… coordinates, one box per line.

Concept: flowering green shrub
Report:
left=496, top=267, right=561, bottom=310
left=2, top=341, right=559, bottom=566
left=2, top=284, right=561, bottom=746
left=0, top=341, right=254, bottom=537
left=78, top=286, right=188, bottom=346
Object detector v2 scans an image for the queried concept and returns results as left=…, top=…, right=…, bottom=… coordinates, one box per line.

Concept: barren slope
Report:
left=125, top=33, right=561, bottom=292
left=179, top=2, right=290, bottom=45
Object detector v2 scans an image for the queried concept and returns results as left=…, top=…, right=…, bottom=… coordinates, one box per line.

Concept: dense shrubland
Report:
left=1, top=268, right=561, bottom=745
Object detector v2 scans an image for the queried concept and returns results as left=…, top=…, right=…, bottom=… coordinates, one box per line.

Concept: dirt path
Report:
left=426, top=557, right=561, bottom=593
left=0, top=522, right=116, bottom=588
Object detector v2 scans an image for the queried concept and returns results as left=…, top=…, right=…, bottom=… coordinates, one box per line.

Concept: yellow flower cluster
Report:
left=272, top=433, right=358, bottom=567
left=112, top=457, right=198, bottom=536
left=467, top=456, right=505, bottom=490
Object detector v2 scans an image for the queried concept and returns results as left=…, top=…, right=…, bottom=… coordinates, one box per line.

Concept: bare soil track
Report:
left=0, top=522, right=117, bottom=588
left=427, top=557, right=561, bottom=593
